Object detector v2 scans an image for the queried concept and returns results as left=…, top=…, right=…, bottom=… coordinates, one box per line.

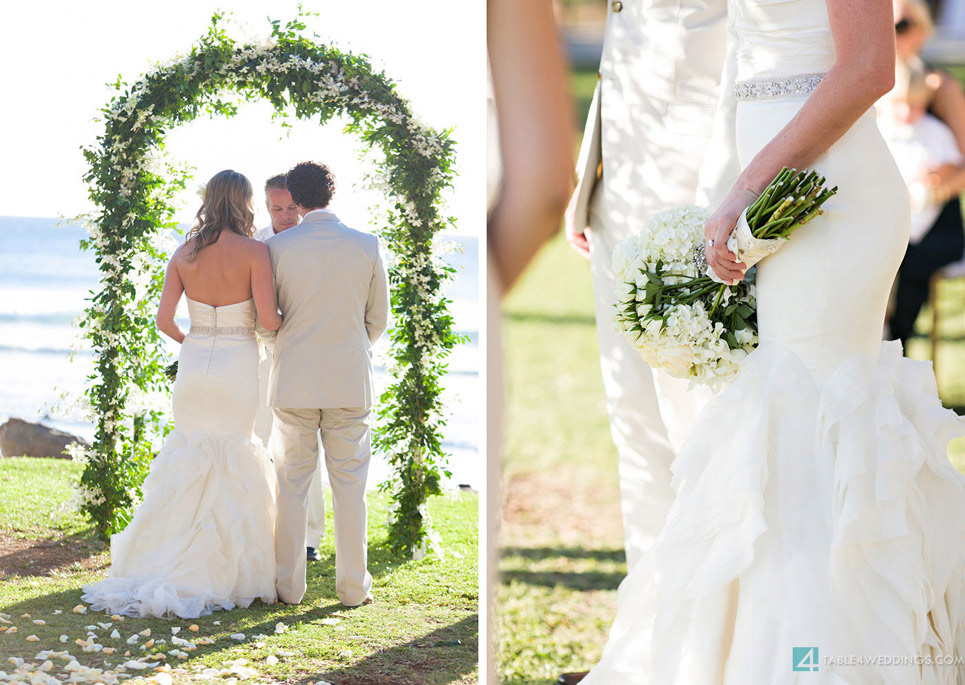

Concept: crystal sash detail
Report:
left=189, top=324, right=255, bottom=337
left=735, top=72, right=826, bottom=101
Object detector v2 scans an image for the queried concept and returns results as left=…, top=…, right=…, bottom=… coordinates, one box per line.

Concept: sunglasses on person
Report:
left=896, top=17, right=915, bottom=34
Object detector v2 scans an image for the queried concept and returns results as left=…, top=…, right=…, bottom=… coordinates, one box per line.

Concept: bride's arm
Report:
left=251, top=243, right=282, bottom=332
left=706, top=0, right=896, bottom=283
left=156, top=250, right=186, bottom=344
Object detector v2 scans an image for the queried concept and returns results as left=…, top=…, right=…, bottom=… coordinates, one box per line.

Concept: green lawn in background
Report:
left=0, top=458, right=478, bottom=684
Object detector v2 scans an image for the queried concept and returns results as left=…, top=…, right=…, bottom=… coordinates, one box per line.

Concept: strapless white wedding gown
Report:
left=82, top=297, right=277, bottom=619
left=582, top=0, right=965, bottom=683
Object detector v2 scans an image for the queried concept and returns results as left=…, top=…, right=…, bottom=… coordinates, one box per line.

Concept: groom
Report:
left=559, top=0, right=738, bottom=681
left=264, top=161, right=390, bottom=606
left=254, top=174, right=327, bottom=564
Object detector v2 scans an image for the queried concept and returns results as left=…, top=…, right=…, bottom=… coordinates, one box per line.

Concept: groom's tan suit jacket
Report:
left=264, top=208, right=389, bottom=410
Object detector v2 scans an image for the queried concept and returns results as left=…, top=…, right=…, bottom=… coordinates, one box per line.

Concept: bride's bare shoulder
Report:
left=237, top=235, right=271, bottom=262
left=170, top=239, right=194, bottom=264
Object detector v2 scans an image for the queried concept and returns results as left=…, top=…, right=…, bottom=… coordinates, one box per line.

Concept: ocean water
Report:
left=0, top=216, right=480, bottom=490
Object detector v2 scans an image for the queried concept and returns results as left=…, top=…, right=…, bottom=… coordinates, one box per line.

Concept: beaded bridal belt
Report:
left=189, top=324, right=256, bottom=337
left=735, top=72, right=826, bottom=101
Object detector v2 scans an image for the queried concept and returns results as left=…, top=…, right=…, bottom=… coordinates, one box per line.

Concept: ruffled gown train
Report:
left=82, top=298, right=277, bottom=619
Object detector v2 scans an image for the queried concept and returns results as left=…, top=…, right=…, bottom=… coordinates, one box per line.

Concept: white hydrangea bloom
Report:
left=611, top=206, right=759, bottom=391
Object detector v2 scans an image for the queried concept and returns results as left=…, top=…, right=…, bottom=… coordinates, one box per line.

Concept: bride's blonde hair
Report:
left=185, top=170, right=255, bottom=261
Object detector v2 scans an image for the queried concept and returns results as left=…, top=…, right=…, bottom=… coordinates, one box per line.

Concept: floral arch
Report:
left=76, top=13, right=461, bottom=558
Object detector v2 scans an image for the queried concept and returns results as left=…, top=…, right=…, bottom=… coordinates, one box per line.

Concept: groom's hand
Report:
left=564, top=180, right=591, bottom=259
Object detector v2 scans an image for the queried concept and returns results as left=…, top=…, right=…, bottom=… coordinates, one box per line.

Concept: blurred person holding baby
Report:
left=885, top=0, right=965, bottom=346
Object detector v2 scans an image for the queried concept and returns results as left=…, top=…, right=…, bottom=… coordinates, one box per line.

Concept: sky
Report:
left=0, top=0, right=485, bottom=235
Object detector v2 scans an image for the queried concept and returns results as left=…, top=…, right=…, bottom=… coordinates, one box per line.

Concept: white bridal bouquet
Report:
left=613, top=168, right=837, bottom=389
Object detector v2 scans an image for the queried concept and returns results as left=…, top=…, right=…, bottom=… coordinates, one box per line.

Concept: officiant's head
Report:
left=286, top=161, right=336, bottom=216
left=186, top=169, right=255, bottom=261
left=264, top=174, right=299, bottom=232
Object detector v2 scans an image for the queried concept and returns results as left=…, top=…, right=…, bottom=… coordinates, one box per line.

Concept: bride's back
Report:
left=178, top=231, right=258, bottom=306
left=176, top=169, right=261, bottom=307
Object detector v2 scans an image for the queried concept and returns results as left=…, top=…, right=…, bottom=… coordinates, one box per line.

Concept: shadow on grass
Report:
left=500, top=546, right=625, bottom=564
left=302, top=536, right=411, bottom=601
left=318, top=614, right=478, bottom=685
left=500, top=569, right=624, bottom=592
left=500, top=546, right=626, bottom=592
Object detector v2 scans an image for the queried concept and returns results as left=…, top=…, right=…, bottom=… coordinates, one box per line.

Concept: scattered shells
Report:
left=265, top=655, right=279, bottom=665
left=31, top=619, right=45, bottom=625
left=230, top=633, right=246, bottom=641
left=72, top=605, right=87, bottom=614
left=59, top=635, right=68, bottom=643
left=274, top=622, right=288, bottom=634
left=188, top=624, right=199, bottom=632
left=25, top=635, right=39, bottom=642
left=139, top=628, right=151, bottom=637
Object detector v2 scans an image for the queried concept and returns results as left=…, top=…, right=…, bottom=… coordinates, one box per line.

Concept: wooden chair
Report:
left=929, top=258, right=965, bottom=380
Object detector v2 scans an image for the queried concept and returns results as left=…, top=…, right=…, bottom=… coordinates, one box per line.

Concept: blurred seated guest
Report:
left=878, top=57, right=964, bottom=245
left=888, top=0, right=965, bottom=347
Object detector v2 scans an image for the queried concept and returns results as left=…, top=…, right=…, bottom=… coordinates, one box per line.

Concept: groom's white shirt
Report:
left=264, top=208, right=389, bottom=409
left=572, top=0, right=739, bottom=571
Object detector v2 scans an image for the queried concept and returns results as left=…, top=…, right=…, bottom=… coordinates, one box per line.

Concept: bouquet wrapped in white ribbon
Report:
left=613, top=167, right=837, bottom=390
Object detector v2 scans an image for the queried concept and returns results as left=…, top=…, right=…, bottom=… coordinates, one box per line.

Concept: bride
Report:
left=582, top=0, right=965, bottom=683
left=82, top=169, right=283, bottom=619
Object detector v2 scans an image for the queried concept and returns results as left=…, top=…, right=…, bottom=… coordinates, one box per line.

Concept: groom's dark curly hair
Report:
left=286, top=161, right=336, bottom=209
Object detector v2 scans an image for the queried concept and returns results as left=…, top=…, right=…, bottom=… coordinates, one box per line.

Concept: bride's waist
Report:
left=736, top=31, right=834, bottom=83
left=186, top=324, right=256, bottom=338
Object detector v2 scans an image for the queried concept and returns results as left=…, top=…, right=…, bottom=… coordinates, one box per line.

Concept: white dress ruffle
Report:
left=583, top=341, right=965, bottom=684
left=82, top=430, right=278, bottom=619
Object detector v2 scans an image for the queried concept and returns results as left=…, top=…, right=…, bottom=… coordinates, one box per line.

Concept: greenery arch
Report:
left=77, top=13, right=461, bottom=558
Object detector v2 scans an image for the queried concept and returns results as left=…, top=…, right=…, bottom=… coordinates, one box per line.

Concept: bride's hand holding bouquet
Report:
left=613, top=167, right=837, bottom=389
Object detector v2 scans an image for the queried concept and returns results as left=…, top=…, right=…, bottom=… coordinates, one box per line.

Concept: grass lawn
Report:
left=0, top=458, right=478, bottom=684
left=496, top=234, right=965, bottom=684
